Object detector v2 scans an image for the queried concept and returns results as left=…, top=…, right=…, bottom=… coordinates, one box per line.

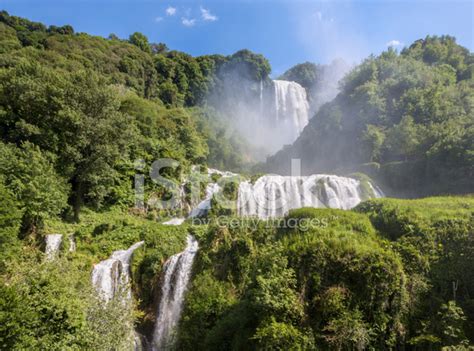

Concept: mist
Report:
left=206, top=60, right=311, bottom=160
left=206, top=54, right=350, bottom=162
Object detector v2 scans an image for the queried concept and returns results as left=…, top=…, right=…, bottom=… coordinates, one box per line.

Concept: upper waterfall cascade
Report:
left=272, top=80, right=310, bottom=144
left=237, top=174, right=383, bottom=219
left=152, top=235, right=199, bottom=350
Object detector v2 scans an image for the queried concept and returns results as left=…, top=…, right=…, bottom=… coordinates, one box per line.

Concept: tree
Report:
left=252, top=318, right=315, bottom=350
left=361, top=124, right=385, bottom=162
left=151, top=42, right=168, bottom=55
left=0, top=62, right=134, bottom=220
left=223, top=49, right=271, bottom=81
left=437, top=301, right=468, bottom=347
left=0, top=142, right=68, bottom=231
left=0, top=256, right=136, bottom=350
left=129, top=32, right=151, bottom=54
left=323, top=310, right=372, bottom=351
left=63, top=72, right=135, bottom=220
left=108, top=33, right=119, bottom=41
left=385, top=115, right=422, bottom=160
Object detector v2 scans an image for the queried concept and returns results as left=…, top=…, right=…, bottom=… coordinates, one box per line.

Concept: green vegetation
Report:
left=0, top=12, right=472, bottom=351
left=0, top=180, right=22, bottom=262
left=178, top=198, right=474, bottom=350
left=356, top=197, right=474, bottom=348
left=0, top=11, right=269, bottom=222
left=0, top=206, right=193, bottom=350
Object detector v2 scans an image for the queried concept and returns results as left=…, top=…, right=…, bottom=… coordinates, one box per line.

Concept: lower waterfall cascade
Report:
left=91, top=242, right=145, bottom=349
left=152, top=235, right=199, bottom=350
left=68, top=234, right=76, bottom=252
left=237, top=174, right=383, bottom=219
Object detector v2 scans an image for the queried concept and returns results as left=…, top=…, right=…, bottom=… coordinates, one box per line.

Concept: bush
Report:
left=0, top=142, right=69, bottom=231
left=0, top=179, right=22, bottom=264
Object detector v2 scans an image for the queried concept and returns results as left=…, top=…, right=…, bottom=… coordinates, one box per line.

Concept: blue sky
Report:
left=1, top=0, right=472, bottom=76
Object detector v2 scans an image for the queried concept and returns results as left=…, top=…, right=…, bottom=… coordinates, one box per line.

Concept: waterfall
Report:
left=91, top=242, right=145, bottom=350
left=163, top=218, right=186, bottom=226
left=273, top=80, right=310, bottom=144
left=187, top=167, right=236, bottom=219
left=237, top=174, right=382, bottom=218
left=207, top=167, right=237, bottom=178
left=45, top=234, right=62, bottom=260
left=152, top=236, right=199, bottom=350
left=91, top=241, right=144, bottom=302
left=163, top=168, right=236, bottom=225
left=68, top=234, right=76, bottom=252
left=368, top=183, right=385, bottom=199
left=188, top=183, right=221, bottom=218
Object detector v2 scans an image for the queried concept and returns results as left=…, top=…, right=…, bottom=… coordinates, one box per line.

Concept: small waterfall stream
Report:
left=91, top=241, right=145, bottom=350
left=45, top=234, right=62, bottom=260
left=92, top=241, right=144, bottom=302
left=152, top=236, right=199, bottom=350
left=188, top=182, right=221, bottom=218
left=162, top=218, right=186, bottom=226
left=164, top=167, right=237, bottom=224
left=68, top=234, right=76, bottom=252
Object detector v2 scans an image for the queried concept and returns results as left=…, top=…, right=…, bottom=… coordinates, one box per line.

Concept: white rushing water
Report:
left=186, top=167, right=236, bottom=219
left=152, top=236, right=199, bottom=351
left=188, top=182, right=221, bottom=218
left=45, top=234, right=62, bottom=260
left=91, top=241, right=144, bottom=302
left=68, top=234, right=76, bottom=252
left=273, top=80, right=310, bottom=144
left=163, top=218, right=186, bottom=226
left=237, top=174, right=382, bottom=219
left=207, top=167, right=237, bottom=178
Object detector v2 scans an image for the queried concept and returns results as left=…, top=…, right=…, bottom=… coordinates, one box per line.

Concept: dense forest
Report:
left=0, top=11, right=473, bottom=351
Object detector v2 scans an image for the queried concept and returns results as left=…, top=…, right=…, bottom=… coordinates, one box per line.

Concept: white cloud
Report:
left=182, top=18, right=196, bottom=27
left=155, top=16, right=163, bottom=22
left=166, top=6, right=176, bottom=16
left=315, top=11, right=322, bottom=20
left=386, top=40, right=403, bottom=47
left=201, top=7, right=218, bottom=21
